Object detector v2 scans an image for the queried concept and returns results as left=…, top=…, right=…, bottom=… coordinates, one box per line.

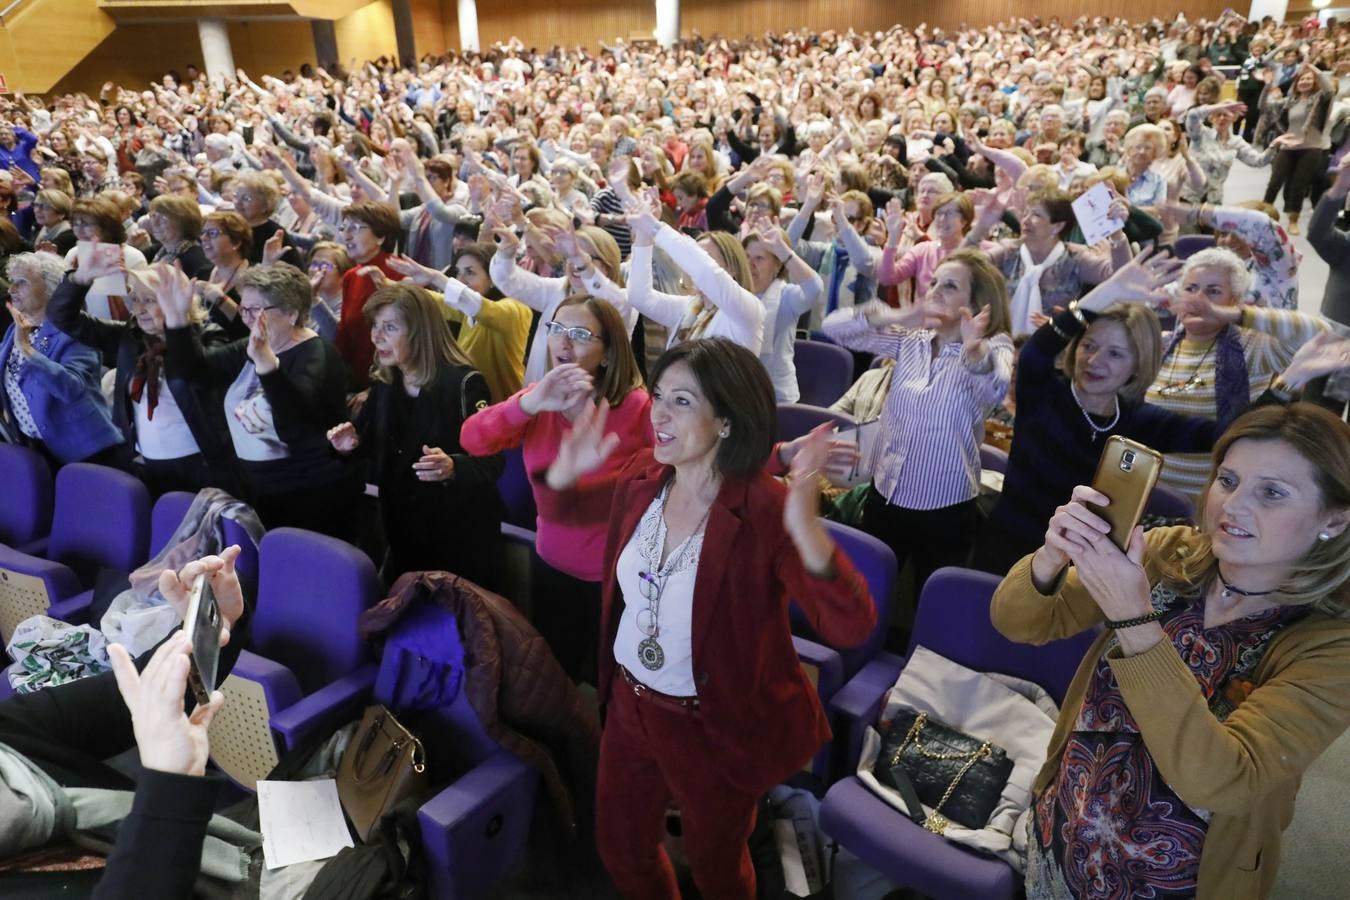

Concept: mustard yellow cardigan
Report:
left=993, top=526, right=1350, bottom=899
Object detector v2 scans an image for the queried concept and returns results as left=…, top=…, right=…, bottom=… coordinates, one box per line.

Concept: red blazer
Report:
left=337, top=251, right=403, bottom=389
left=537, top=449, right=876, bottom=794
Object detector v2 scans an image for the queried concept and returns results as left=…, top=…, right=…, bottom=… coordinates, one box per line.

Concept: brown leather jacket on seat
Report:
left=360, top=571, right=601, bottom=833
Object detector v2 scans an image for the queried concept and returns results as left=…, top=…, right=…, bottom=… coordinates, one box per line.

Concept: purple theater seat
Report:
left=794, top=339, right=855, bottom=408
left=775, top=403, right=858, bottom=443
left=150, top=491, right=262, bottom=584
left=1174, top=234, right=1216, bottom=259
left=273, top=600, right=539, bottom=899
left=497, top=446, right=537, bottom=529
left=19, top=464, right=150, bottom=625
left=789, top=520, right=896, bottom=779
left=1146, top=482, right=1194, bottom=521
left=0, top=444, right=53, bottom=555
left=818, top=566, right=1100, bottom=899
left=979, top=443, right=1009, bottom=474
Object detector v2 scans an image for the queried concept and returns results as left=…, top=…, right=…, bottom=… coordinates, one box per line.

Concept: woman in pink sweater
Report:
left=877, top=192, right=975, bottom=303
left=462, top=294, right=653, bottom=683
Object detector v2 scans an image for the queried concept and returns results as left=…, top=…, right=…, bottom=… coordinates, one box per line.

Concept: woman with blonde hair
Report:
left=328, top=283, right=504, bottom=586
left=996, top=401, right=1350, bottom=899
left=823, top=248, right=1013, bottom=595
left=975, top=253, right=1229, bottom=574
left=625, top=204, right=765, bottom=355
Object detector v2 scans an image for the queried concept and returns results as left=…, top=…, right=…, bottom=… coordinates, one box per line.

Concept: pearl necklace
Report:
left=1069, top=381, right=1120, bottom=436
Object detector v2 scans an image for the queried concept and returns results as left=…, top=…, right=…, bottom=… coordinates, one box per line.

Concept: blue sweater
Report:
left=975, top=311, right=1221, bottom=575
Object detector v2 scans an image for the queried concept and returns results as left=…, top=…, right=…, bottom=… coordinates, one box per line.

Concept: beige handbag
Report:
left=336, top=705, right=428, bottom=841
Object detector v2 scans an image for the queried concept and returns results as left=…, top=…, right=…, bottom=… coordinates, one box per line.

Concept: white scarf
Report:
left=1010, top=241, right=1066, bottom=337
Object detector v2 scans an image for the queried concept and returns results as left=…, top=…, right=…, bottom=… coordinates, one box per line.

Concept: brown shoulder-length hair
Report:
left=71, top=196, right=126, bottom=244
left=550, top=294, right=643, bottom=408
left=937, top=248, right=1011, bottom=337
left=364, top=283, right=474, bottom=385
left=1157, top=403, right=1350, bottom=617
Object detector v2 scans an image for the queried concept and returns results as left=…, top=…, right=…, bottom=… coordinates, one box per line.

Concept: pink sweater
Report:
left=461, top=385, right=654, bottom=581
left=877, top=241, right=948, bottom=299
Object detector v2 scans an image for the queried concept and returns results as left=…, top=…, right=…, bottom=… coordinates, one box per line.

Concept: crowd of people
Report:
left=3, top=9, right=1350, bottom=899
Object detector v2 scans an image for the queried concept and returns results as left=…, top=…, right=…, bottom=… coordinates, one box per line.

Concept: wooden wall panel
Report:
left=680, top=0, right=1231, bottom=40
left=411, top=0, right=449, bottom=57
left=333, top=0, right=400, bottom=67
left=463, top=0, right=655, bottom=54
left=47, top=18, right=317, bottom=97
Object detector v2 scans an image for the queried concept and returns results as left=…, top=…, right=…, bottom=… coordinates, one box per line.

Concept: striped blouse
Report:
left=1147, top=306, right=1326, bottom=502
left=823, top=306, right=1013, bottom=511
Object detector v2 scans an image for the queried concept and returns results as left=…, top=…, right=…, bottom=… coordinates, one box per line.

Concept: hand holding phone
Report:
left=1088, top=436, right=1163, bottom=551
left=182, top=573, right=224, bottom=707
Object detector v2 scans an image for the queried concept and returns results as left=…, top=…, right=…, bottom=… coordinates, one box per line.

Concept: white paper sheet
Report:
left=257, top=778, right=354, bottom=870
left=1071, top=182, right=1125, bottom=247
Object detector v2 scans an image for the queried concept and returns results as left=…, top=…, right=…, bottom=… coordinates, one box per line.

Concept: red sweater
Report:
left=460, top=385, right=654, bottom=581
left=337, top=252, right=403, bottom=389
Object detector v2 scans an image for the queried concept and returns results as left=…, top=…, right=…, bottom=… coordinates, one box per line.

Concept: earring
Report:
left=719, top=429, right=729, bottom=438
left=1319, top=531, right=1332, bottom=542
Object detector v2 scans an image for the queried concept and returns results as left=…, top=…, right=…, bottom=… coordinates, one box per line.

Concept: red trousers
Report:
left=596, top=672, right=759, bottom=900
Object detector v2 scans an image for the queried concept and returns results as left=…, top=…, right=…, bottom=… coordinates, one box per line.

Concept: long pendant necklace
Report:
left=1158, top=337, right=1218, bottom=395
left=635, top=486, right=712, bottom=671
left=1069, top=380, right=1120, bottom=437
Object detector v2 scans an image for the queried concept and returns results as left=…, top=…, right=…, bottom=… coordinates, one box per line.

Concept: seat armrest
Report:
left=418, top=749, right=539, bottom=900
left=828, top=652, right=906, bottom=768
left=268, top=664, right=378, bottom=752
left=46, top=589, right=93, bottom=624
left=14, top=537, right=49, bottom=557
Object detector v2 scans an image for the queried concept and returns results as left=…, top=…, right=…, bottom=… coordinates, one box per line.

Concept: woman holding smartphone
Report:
left=994, top=401, right=1350, bottom=899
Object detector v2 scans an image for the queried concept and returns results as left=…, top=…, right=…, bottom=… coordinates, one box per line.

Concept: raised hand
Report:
left=327, top=421, right=360, bottom=453
left=624, top=202, right=661, bottom=246
left=520, top=362, right=594, bottom=416
left=6, top=303, right=37, bottom=357
left=1081, top=247, right=1183, bottom=310
left=155, top=264, right=197, bottom=328
left=108, top=632, right=223, bottom=777
left=546, top=398, right=621, bottom=490
left=385, top=254, right=444, bottom=288
left=246, top=312, right=279, bottom=374
left=884, top=197, right=906, bottom=245
left=959, top=303, right=992, bottom=353
left=262, top=229, right=287, bottom=264
left=1279, top=330, right=1350, bottom=390
left=492, top=224, right=521, bottom=256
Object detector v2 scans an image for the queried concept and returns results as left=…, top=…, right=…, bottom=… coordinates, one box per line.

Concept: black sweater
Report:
left=163, top=327, right=351, bottom=494
left=975, top=310, right=1223, bottom=574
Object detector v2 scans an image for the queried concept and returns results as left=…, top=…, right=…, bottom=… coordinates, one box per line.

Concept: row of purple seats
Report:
left=794, top=338, right=856, bottom=408
left=0, top=444, right=54, bottom=555
left=214, top=526, right=537, bottom=899
left=818, top=567, right=1100, bottom=898
left=0, top=460, right=151, bottom=644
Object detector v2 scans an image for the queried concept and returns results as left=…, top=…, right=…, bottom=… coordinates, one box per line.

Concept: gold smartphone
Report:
left=1088, top=436, right=1164, bottom=551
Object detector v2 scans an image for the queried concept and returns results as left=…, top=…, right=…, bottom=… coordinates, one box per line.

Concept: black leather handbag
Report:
left=872, top=709, right=1014, bottom=834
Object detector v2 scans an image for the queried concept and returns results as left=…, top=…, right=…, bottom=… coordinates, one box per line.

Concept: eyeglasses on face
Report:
left=239, top=303, right=279, bottom=321
left=543, top=320, right=597, bottom=344
left=370, top=321, right=402, bottom=337
left=339, top=221, right=372, bottom=236
left=201, top=228, right=227, bottom=240
left=308, top=260, right=336, bottom=272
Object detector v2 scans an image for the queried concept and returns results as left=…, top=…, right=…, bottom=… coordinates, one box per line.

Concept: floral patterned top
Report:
left=1211, top=205, right=1301, bottom=311
left=1185, top=107, right=1278, bottom=204
left=1025, top=583, right=1307, bottom=900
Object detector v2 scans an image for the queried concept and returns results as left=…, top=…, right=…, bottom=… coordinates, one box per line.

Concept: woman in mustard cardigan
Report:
left=993, top=402, right=1350, bottom=900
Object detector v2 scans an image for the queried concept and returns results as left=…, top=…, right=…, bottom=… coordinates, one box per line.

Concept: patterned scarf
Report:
left=128, top=335, right=166, bottom=420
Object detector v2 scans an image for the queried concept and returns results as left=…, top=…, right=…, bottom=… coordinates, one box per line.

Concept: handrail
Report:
left=0, top=0, right=28, bottom=24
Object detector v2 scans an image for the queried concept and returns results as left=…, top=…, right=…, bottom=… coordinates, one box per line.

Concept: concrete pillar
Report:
left=1248, top=0, right=1288, bottom=22
left=655, top=0, right=680, bottom=48
left=312, top=20, right=339, bottom=71
left=198, top=19, right=236, bottom=85
left=392, top=0, right=416, bottom=67
left=458, top=0, right=479, bottom=53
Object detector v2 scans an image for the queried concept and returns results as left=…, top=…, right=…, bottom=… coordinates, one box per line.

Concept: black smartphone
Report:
left=183, top=573, right=223, bottom=707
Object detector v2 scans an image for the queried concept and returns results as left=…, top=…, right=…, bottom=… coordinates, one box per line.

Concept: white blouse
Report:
left=613, top=487, right=705, bottom=697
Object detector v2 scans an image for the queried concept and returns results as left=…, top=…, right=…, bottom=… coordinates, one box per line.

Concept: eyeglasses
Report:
left=239, top=304, right=279, bottom=321
left=544, top=320, right=597, bottom=344
left=201, top=229, right=226, bottom=240
left=370, top=321, right=402, bottom=337
left=308, top=260, right=336, bottom=272
left=339, top=221, right=371, bottom=236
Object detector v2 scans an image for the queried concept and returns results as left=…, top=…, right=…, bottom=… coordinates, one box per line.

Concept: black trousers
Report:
left=529, top=556, right=602, bottom=686
left=1236, top=84, right=1265, bottom=143
left=861, top=486, right=979, bottom=600
left=251, top=477, right=361, bottom=543
left=1265, top=147, right=1329, bottom=214
left=140, top=453, right=241, bottom=499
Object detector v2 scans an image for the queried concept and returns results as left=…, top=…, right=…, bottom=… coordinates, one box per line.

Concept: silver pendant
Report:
left=1221, top=588, right=1233, bottom=600
left=637, top=637, right=665, bottom=670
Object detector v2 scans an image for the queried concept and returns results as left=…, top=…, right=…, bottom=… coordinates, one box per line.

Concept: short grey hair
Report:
left=237, top=262, right=312, bottom=323
left=919, top=172, right=955, bottom=193
left=1182, top=247, right=1253, bottom=302
left=7, top=251, right=68, bottom=300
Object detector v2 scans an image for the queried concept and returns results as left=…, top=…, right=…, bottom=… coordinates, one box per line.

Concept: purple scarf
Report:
left=1163, top=324, right=1250, bottom=428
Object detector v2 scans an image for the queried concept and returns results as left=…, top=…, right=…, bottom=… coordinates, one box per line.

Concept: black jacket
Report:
left=46, top=278, right=236, bottom=465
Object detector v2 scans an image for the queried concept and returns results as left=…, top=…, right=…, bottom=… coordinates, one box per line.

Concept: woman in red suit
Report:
left=542, top=337, right=876, bottom=899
